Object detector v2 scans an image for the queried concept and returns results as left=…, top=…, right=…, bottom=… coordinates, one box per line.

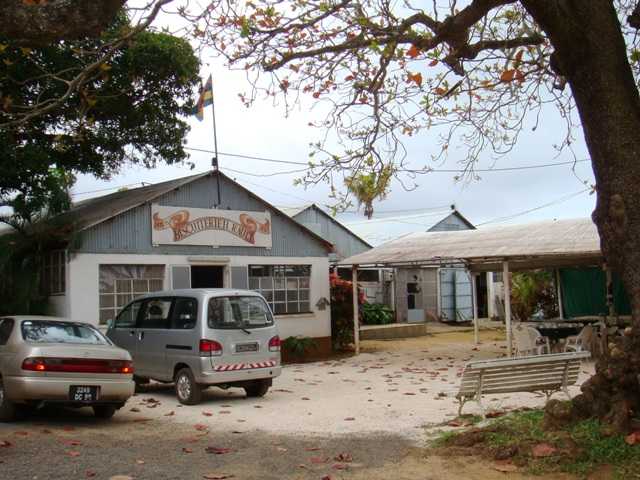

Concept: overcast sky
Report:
left=70, top=14, right=596, bottom=247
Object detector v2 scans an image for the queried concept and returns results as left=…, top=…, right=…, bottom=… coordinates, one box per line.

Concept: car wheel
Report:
left=244, top=379, right=270, bottom=398
left=0, top=377, right=18, bottom=422
left=174, top=368, right=202, bottom=405
left=93, top=405, right=117, bottom=419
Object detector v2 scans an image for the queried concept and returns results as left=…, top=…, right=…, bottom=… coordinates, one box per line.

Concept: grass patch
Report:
left=434, top=408, right=640, bottom=478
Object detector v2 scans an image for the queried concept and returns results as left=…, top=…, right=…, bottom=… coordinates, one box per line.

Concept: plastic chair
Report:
left=513, top=325, right=551, bottom=356
left=564, top=325, right=594, bottom=352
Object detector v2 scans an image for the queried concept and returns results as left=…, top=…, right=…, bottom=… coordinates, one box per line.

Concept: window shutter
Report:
left=231, top=266, right=248, bottom=290
left=171, top=266, right=191, bottom=289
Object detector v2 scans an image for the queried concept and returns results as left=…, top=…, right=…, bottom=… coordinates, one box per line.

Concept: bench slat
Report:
left=465, top=352, right=590, bottom=370
left=460, top=364, right=580, bottom=379
left=459, top=366, right=581, bottom=383
left=459, top=374, right=579, bottom=393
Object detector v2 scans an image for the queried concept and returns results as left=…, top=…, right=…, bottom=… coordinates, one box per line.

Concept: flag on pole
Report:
left=192, top=75, right=213, bottom=121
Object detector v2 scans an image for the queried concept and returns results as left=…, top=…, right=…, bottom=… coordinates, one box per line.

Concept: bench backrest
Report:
left=457, top=352, right=591, bottom=398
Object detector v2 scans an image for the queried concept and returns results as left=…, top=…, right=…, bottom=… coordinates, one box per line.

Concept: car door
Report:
left=164, top=297, right=199, bottom=380
left=107, top=301, right=142, bottom=363
left=136, top=298, right=173, bottom=381
left=0, top=318, right=15, bottom=375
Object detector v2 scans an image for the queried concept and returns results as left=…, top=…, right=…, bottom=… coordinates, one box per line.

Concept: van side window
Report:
left=0, top=318, right=14, bottom=345
left=139, top=298, right=172, bottom=329
left=115, top=302, right=141, bottom=328
left=171, top=298, right=198, bottom=330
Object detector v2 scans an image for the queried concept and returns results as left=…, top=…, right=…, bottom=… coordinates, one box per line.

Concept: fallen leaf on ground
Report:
left=486, top=411, right=505, bottom=419
left=301, top=397, right=310, bottom=401
left=310, top=456, right=329, bottom=464
left=493, top=460, right=518, bottom=472
left=203, top=475, right=234, bottom=480
left=136, top=459, right=145, bottom=465
left=334, top=453, right=352, bottom=462
left=0, top=441, right=13, bottom=447
left=130, top=408, right=141, bottom=413
left=109, top=476, right=134, bottom=480
left=164, top=411, right=175, bottom=416
left=219, top=411, right=231, bottom=414
left=85, top=469, right=97, bottom=477
left=531, top=443, right=557, bottom=458
left=13, top=431, right=28, bottom=436
left=305, top=447, right=321, bottom=451
left=194, top=424, right=208, bottom=431
left=205, top=446, right=235, bottom=455
left=625, top=431, right=640, bottom=445
left=182, top=447, right=193, bottom=453
left=202, top=411, right=213, bottom=417
left=62, top=440, right=82, bottom=446
left=344, top=417, right=355, bottom=421
left=276, top=447, right=288, bottom=452
left=332, top=463, right=348, bottom=470
left=66, top=451, right=81, bottom=457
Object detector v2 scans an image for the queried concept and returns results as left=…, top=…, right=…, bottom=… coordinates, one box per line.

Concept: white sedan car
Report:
left=0, top=316, right=135, bottom=421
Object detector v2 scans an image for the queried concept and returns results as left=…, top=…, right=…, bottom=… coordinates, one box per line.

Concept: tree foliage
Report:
left=0, top=15, right=200, bottom=226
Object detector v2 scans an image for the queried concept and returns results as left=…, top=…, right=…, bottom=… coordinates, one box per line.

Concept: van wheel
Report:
left=93, top=405, right=116, bottom=419
left=0, top=377, right=18, bottom=422
left=174, top=368, right=202, bottom=405
left=244, top=380, right=270, bottom=398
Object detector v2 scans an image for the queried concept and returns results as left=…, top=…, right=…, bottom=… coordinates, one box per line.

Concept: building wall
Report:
left=428, top=212, right=474, bottom=232
left=293, top=207, right=370, bottom=260
left=394, top=268, right=438, bottom=323
left=65, top=253, right=331, bottom=341
left=76, top=175, right=329, bottom=257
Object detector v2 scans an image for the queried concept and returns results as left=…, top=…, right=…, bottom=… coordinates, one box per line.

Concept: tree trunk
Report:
left=522, top=0, right=640, bottom=431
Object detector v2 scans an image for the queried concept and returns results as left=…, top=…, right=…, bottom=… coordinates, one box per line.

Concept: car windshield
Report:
left=21, top=320, right=109, bottom=345
left=207, top=296, right=274, bottom=330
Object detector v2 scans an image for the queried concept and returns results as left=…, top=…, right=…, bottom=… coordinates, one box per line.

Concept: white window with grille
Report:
left=98, top=265, right=165, bottom=325
left=248, top=265, right=311, bottom=315
left=41, top=250, right=66, bottom=295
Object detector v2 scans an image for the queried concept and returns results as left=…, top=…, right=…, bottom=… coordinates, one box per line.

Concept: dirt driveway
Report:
left=0, top=329, right=593, bottom=479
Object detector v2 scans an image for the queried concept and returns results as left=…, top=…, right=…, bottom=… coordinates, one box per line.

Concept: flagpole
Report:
left=211, top=78, right=222, bottom=207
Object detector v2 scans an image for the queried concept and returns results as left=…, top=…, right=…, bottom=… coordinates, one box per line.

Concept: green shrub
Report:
left=282, top=336, right=317, bottom=358
left=362, top=303, right=394, bottom=325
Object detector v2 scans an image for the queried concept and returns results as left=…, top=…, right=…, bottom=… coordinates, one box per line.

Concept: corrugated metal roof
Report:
left=45, top=171, right=333, bottom=251
left=339, top=218, right=601, bottom=269
left=281, top=204, right=373, bottom=249
left=52, top=172, right=210, bottom=232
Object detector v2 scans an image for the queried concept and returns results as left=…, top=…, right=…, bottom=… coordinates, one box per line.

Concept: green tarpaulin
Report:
left=559, top=267, right=631, bottom=317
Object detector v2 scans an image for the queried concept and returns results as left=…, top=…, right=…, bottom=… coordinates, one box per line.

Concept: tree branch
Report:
left=0, top=0, right=126, bottom=45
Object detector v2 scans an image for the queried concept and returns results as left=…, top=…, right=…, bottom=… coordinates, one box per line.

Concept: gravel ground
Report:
left=0, top=330, right=594, bottom=479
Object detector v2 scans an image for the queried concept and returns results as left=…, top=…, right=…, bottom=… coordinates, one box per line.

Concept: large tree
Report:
left=191, top=0, right=640, bottom=430
left=0, top=14, right=200, bottom=226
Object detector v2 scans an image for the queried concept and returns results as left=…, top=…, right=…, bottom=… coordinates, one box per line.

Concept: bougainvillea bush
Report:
left=330, top=272, right=365, bottom=350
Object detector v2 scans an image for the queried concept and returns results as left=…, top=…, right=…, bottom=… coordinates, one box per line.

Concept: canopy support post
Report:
left=472, top=272, right=479, bottom=345
left=352, top=265, right=360, bottom=355
left=503, top=261, right=512, bottom=357
left=556, top=268, right=564, bottom=319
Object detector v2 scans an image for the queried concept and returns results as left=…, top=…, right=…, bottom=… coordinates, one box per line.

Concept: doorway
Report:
left=476, top=273, right=489, bottom=318
left=190, top=265, right=225, bottom=288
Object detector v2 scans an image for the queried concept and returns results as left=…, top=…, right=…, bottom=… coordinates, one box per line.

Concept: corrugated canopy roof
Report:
left=339, top=218, right=602, bottom=272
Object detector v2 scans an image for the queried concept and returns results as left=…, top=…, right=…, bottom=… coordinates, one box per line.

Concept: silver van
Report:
left=106, top=289, right=281, bottom=405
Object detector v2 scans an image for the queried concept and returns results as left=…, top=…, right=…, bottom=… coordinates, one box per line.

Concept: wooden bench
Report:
left=456, top=351, right=591, bottom=417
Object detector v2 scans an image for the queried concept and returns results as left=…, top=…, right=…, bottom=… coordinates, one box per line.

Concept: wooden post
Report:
left=352, top=265, right=360, bottom=355
left=503, top=261, right=512, bottom=357
left=555, top=268, right=564, bottom=320
left=471, top=272, right=479, bottom=345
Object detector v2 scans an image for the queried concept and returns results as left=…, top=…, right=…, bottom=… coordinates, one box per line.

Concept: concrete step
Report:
left=360, top=323, right=428, bottom=340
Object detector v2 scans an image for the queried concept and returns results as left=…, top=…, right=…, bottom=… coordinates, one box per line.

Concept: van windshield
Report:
left=207, top=296, right=274, bottom=330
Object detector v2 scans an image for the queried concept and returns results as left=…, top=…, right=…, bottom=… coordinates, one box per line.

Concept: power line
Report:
left=185, top=146, right=308, bottom=166
left=476, top=188, right=592, bottom=226
left=186, top=145, right=591, bottom=173
left=222, top=166, right=309, bottom=177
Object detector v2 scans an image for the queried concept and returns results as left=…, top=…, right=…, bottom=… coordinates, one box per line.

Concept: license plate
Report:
left=236, top=343, right=258, bottom=353
left=69, top=386, right=99, bottom=402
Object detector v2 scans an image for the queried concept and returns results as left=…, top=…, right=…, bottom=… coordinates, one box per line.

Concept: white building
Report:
left=40, top=171, right=335, bottom=356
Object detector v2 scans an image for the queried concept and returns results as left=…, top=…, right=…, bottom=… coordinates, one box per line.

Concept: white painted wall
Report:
left=65, top=253, right=331, bottom=339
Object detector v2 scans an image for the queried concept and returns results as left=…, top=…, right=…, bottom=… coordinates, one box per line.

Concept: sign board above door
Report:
left=152, top=205, right=272, bottom=248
